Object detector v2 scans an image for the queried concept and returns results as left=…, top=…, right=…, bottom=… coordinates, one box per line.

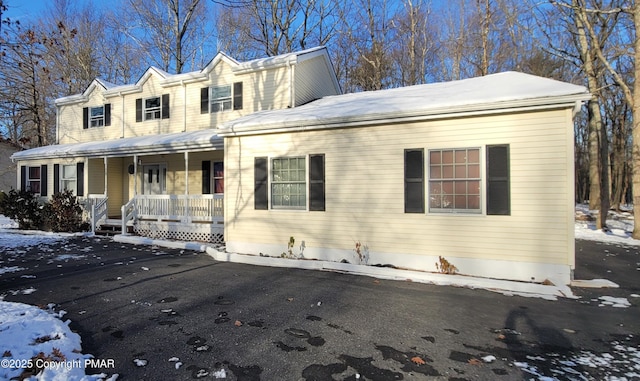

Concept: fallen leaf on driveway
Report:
left=234, top=320, right=243, bottom=327
left=410, top=356, right=426, bottom=365
left=468, top=358, right=482, bottom=365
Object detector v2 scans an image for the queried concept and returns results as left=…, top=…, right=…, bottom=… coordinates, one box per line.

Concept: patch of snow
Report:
left=598, top=296, right=631, bottom=308
left=133, top=359, right=147, bottom=367
left=0, top=266, right=25, bottom=275
left=0, top=301, right=113, bottom=380
left=0, top=214, right=18, bottom=228
left=213, top=368, right=227, bottom=378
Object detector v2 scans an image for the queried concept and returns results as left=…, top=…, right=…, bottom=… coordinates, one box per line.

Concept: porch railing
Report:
left=134, top=194, right=223, bottom=223
left=83, top=195, right=108, bottom=233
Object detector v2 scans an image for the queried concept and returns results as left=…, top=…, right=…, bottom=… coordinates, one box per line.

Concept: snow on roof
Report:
left=219, top=71, right=591, bottom=134
left=11, top=129, right=222, bottom=161
left=233, top=46, right=328, bottom=73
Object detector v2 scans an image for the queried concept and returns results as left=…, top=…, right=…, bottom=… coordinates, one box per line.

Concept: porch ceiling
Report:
left=11, top=129, right=223, bottom=161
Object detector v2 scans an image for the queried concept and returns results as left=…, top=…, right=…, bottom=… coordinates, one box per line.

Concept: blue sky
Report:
left=4, top=0, right=49, bottom=23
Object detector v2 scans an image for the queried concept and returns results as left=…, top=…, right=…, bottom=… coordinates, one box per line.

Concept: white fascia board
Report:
left=218, top=94, right=591, bottom=137
left=11, top=133, right=224, bottom=161
left=55, top=94, right=88, bottom=106
left=102, top=84, right=142, bottom=98
left=160, top=71, right=208, bottom=87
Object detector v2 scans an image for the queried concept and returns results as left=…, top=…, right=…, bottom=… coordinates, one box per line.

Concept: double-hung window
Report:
left=211, top=86, right=232, bottom=113
left=135, top=94, right=169, bottom=122
left=27, top=166, right=41, bottom=194
left=82, top=104, right=111, bottom=129
left=254, top=154, right=325, bottom=211
left=271, top=157, right=306, bottom=209
left=144, top=97, right=161, bottom=120
left=201, top=82, right=243, bottom=114
left=90, top=106, right=104, bottom=127
left=61, top=165, right=77, bottom=193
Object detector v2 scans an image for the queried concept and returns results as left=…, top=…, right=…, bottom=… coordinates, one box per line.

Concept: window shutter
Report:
left=40, top=165, right=48, bottom=196
left=233, top=82, right=243, bottom=110
left=104, top=103, right=111, bottom=126
left=254, top=157, right=268, bottom=210
left=76, top=162, right=85, bottom=197
left=404, top=149, right=424, bottom=213
left=201, top=87, right=209, bottom=114
left=53, top=164, right=60, bottom=194
left=83, top=107, right=88, bottom=129
left=20, top=166, right=27, bottom=191
left=202, top=161, right=211, bottom=194
left=487, top=144, right=510, bottom=215
left=309, top=154, right=325, bottom=211
left=135, top=98, right=142, bottom=122
left=161, top=94, right=170, bottom=119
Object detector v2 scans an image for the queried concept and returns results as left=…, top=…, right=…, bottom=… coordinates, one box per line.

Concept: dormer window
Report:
left=135, top=94, right=170, bottom=122
left=201, top=82, right=243, bottom=114
left=82, top=104, right=111, bottom=129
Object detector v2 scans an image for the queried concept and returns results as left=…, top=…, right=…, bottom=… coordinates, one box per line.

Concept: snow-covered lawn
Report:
left=0, top=205, right=637, bottom=380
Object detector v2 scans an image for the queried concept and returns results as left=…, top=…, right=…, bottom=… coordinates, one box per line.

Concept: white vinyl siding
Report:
left=224, top=108, right=575, bottom=269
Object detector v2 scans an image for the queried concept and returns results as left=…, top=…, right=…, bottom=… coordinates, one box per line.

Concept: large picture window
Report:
left=271, top=157, right=306, bottom=209
left=428, top=148, right=481, bottom=213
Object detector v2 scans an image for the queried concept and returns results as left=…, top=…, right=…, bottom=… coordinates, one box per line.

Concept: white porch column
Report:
left=133, top=154, right=138, bottom=196
left=103, top=157, right=108, bottom=196
left=184, top=152, right=189, bottom=222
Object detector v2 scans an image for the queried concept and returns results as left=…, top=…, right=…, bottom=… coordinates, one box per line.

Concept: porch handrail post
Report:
left=91, top=204, right=96, bottom=235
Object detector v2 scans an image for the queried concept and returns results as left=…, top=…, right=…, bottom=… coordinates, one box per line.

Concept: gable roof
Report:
left=218, top=71, right=591, bottom=136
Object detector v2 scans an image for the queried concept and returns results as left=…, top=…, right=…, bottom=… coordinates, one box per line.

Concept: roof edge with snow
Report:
left=218, top=71, right=591, bottom=137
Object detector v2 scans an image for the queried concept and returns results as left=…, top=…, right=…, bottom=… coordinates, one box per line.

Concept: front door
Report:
left=142, top=164, right=166, bottom=195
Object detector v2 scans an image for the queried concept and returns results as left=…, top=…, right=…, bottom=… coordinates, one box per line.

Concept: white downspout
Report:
left=288, top=60, right=296, bottom=108
left=182, top=81, right=187, bottom=132
left=120, top=92, right=125, bottom=138
left=55, top=105, right=60, bottom=144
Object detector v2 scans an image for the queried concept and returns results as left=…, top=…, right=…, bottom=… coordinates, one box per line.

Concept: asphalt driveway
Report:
left=0, top=235, right=638, bottom=380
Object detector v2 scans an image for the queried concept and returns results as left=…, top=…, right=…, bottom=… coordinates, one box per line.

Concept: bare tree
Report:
left=112, top=0, right=211, bottom=73
left=391, top=0, right=436, bottom=86
left=214, top=0, right=339, bottom=58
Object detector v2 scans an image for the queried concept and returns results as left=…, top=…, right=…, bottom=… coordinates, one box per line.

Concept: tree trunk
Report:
left=631, top=4, right=640, bottom=238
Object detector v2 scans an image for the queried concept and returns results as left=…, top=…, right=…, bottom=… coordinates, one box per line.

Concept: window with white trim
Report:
left=61, top=165, right=77, bottom=193
left=271, top=157, right=306, bottom=209
left=90, top=106, right=105, bottom=127
left=428, top=148, right=481, bottom=213
left=27, top=166, right=41, bottom=194
left=144, top=96, right=161, bottom=120
left=211, top=85, right=232, bottom=112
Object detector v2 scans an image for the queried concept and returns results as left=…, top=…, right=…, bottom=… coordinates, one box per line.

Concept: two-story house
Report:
left=12, top=45, right=592, bottom=286
left=11, top=46, right=341, bottom=243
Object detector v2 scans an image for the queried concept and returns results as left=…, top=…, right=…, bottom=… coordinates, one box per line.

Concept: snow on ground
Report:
left=0, top=302, right=117, bottom=381
left=0, top=207, right=637, bottom=380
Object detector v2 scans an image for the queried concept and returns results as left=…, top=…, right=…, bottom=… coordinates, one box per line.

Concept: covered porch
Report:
left=15, top=130, right=225, bottom=244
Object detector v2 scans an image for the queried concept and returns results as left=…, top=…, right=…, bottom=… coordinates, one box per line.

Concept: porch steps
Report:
left=95, top=219, right=132, bottom=236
